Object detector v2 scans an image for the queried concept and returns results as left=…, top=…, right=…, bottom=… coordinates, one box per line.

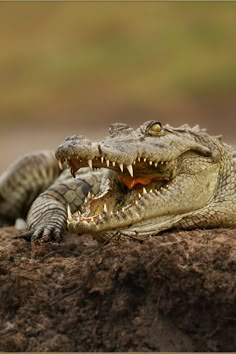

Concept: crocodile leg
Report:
left=0, top=151, right=61, bottom=226
left=22, top=169, right=107, bottom=242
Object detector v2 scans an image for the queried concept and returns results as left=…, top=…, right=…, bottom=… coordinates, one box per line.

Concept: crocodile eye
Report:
left=147, top=121, right=162, bottom=135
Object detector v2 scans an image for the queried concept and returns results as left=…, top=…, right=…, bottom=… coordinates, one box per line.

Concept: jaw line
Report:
left=67, top=173, right=176, bottom=234
left=64, top=154, right=178, bottom=233
left=59, top=153, right=175, bottom=180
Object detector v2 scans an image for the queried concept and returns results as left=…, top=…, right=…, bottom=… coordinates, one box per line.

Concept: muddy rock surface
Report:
left=0, top=227, right=235, bottom=352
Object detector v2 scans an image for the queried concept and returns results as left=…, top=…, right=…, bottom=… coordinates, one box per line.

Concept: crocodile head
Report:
left=55, top=120, right=227, bottom=237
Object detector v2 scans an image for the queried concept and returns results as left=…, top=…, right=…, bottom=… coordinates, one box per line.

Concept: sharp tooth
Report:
left=67, top=205, right=72, bottom=220
left=119, top=163, right=124, bottom=172
left=143, top=187, right=147, bottom=194
left=110, top=211, right=113, bottom=216
left=88, top=159, right=93, bottom=169
left=149, top=161, right=153, bottom=165
left=58, top=160, right=63, bottom=170
left=122, top=207, right=125, bottom=213
left=150, top=189, right=153, bottom=193
left=154, top=162, right=158, bottom=167
left=160, top=161, right=164, bottom=165
left=77, top=155, right=79, bottom=159
left=112, top=161, right=116, bottom=167
left=103, top=203, right=108, bottom=213
left=133, top=160, right=136, bottom=165
left=135, top=200, right=139, bottom=206
left=106, top=160, right=110, bottom=167
left=101, top=156, right=104, bottom=163
left=138, top=193, right=142, bottom=199
left=70, top=168, right=76, bottom=178
left=126, top=164, right=133, bottom=177
left=138, top=157, right=141, bottom=162
left=84, top=197, right=88, bottom=203
left=143, top=158, right=147, bottom=162
left=87, top=191, right=91, bottom=199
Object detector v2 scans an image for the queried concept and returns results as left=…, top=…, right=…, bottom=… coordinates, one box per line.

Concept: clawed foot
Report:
left=14, top=227, right=63, bottom=243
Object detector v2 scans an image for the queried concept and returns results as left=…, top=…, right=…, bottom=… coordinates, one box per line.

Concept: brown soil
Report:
left=0, top=227, right=235, bottom=352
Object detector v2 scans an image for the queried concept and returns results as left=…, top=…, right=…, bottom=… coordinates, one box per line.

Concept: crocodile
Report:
left=0, top=120, right=236, bottom=242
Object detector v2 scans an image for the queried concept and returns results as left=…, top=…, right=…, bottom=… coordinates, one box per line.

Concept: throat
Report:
left=118, top=174, right=170, bottom=190
left=118, top=175, right=155, bottom=189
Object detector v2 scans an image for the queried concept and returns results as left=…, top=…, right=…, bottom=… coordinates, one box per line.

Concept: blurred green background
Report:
left=0, top=2, right=236, bottom=172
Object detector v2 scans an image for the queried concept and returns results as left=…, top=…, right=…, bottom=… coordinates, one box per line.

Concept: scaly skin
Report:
left=0, top=151, right=61, bottom=226
left=0, top=121, right=236, bottom=242
left=0, top=151, right=105, bottom=241
left=56, top=121, right=236, bottom=239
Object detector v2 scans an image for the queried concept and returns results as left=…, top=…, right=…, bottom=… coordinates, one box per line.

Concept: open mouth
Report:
left=59, top=154, right=174, bottom=184
left=58, top=154, right=176, bottom=229
left=59, top=154, right=175, bottom=189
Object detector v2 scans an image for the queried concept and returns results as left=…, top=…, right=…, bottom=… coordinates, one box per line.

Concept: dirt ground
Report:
left=0, top=226, right=235, bottom=352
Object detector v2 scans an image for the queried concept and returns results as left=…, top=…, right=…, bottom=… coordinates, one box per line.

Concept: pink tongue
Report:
left=118, top=175, right=155, bottom=190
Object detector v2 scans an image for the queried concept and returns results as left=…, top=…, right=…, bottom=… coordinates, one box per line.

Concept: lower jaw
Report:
left=68, top=168, right=174, bottom=232
left=74, top=176, right=172, bottom=224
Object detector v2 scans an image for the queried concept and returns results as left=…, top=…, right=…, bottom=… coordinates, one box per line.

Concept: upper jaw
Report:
left=55, top=135, right=175, bottom=179
left=59, top=153, right=173, bottom=180
left=55, top=128, right=213, bottom=178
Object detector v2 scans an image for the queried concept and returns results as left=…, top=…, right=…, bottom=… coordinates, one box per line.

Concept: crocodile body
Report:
left=1, top=121, right=236, bottom=242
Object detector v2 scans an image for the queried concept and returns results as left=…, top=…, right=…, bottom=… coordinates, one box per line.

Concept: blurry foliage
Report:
left=0, top=2, right=235, bottom=123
